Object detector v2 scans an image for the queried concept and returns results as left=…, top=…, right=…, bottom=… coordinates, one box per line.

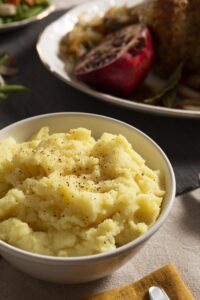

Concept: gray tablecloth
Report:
left=1, top=10, right=199, bottom=195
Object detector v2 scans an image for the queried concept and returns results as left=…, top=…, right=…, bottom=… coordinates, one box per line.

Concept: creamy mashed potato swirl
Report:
left=0, top=127, right=165, bottom=256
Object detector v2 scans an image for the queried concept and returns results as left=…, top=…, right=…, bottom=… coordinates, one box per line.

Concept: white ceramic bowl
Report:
left=0, top=112, right=176, bottom=284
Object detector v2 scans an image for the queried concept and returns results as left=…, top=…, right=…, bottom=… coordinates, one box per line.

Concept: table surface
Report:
left=0, top=1, right=200, bottom=299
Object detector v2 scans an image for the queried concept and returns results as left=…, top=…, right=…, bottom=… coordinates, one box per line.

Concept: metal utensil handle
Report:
left=149, top=286, right=170, bottom=300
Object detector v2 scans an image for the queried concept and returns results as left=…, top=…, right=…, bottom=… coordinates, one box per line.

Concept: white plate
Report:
left=0, top=3, right=55, bottom=32
left=36, top=0, right=200, bottom=119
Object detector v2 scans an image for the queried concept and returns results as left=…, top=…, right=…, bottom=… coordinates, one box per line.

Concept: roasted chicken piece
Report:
left=185, top=0, right=200, bottom=74
left=106, top=0, right=200, bottom=78
left=105, top=0, right=188, bottom=78
left=135, top=0, right=188, bottom=77
left=138, top=0, right=200, bottom=77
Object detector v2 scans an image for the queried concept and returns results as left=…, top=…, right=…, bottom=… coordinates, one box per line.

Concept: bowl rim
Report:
left=0, top=112, right=176, bottom=263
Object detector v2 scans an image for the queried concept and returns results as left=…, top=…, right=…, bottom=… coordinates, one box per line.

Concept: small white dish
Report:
left=0, top=3, right=55, bottom=32
left=0, top=112, right=175, bottom=283
left=36, top=0, right=200, bottom=119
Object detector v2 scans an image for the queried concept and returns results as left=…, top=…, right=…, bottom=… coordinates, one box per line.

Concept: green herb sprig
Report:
left=0, top=53, right=27, bottom=102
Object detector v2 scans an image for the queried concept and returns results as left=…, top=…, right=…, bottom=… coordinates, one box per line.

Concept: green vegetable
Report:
left=0, top=85, right=27, bottom=92
left=15, top=5, right=45, bottom=20
left=0, top=53, right=10, bottom=66
left=0, top=85, right=27, bottom=102
left=0, top=1, right=49, bottom=24
left=0, top=53, right=18, bottom=76
left=0, top=53, right=27, bottom=102
left=143, top=63, right=183, bottom=108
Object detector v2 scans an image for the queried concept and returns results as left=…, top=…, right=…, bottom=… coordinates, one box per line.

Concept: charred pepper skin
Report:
left=75, top=24, right=154, bottom=96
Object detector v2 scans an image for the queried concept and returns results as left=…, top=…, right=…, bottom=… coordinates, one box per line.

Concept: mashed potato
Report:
left=0, top=127, right=165, bottom=256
